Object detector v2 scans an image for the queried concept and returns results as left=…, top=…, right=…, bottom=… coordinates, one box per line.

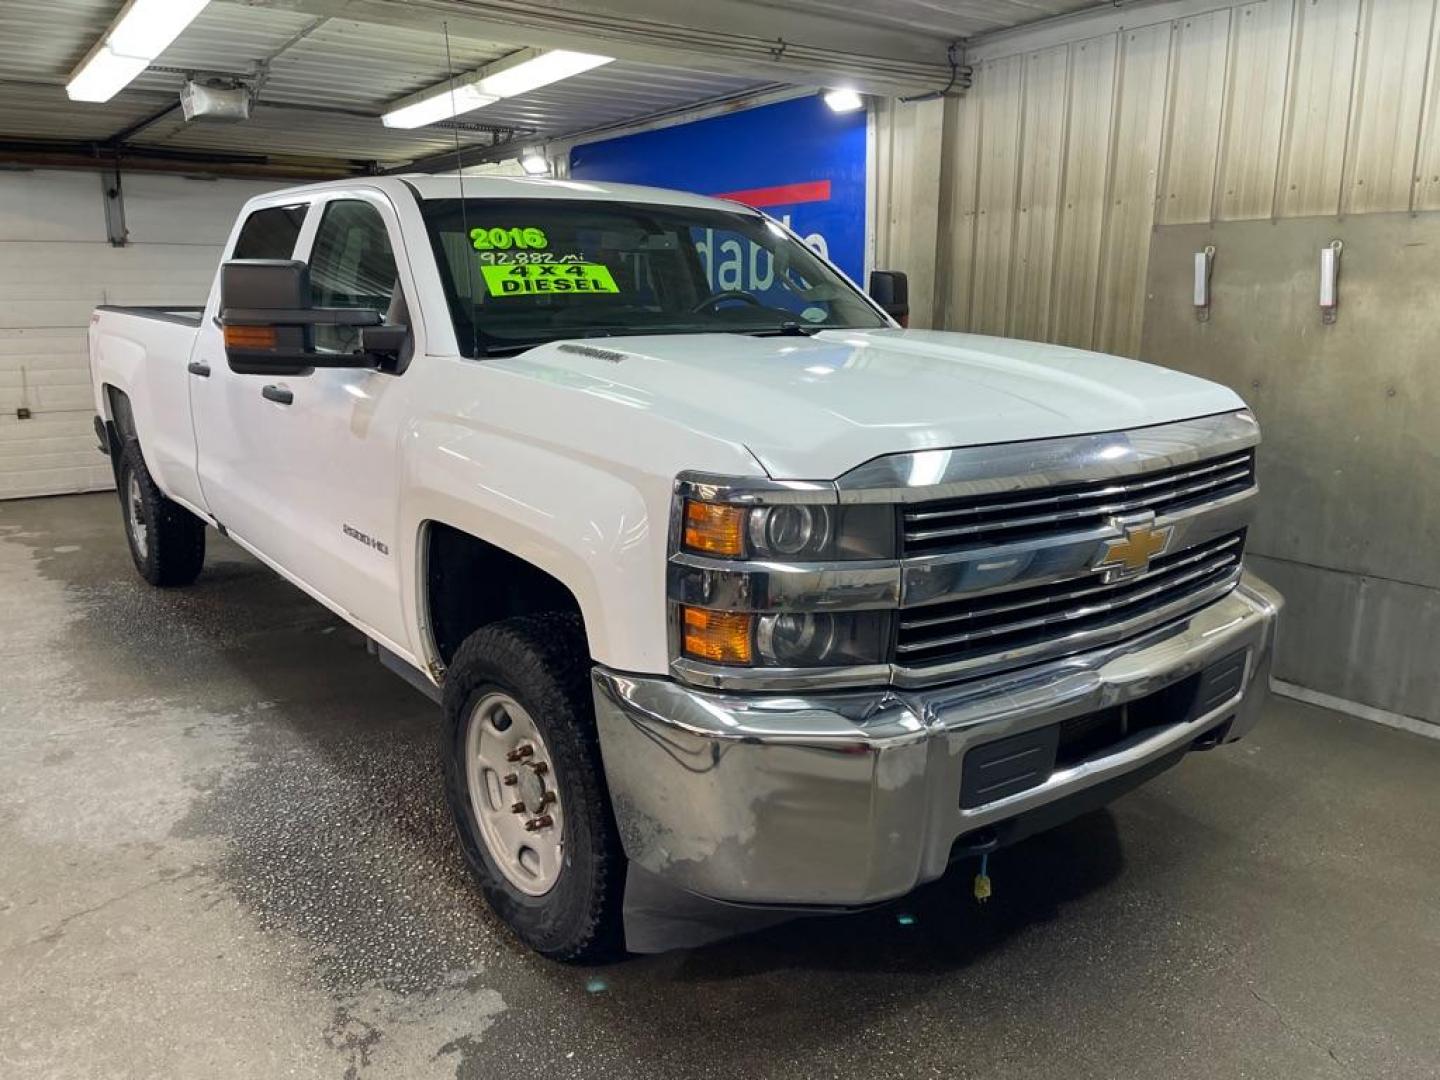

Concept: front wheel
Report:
left=441, top=613, right=626, bottom=962
left=116, top=440, right=206, bottom=587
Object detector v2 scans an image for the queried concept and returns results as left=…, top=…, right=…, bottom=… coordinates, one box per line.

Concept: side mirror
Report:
left=220, top=260, right=390, bottom=375
left=868, top=270, right=910, bottom=327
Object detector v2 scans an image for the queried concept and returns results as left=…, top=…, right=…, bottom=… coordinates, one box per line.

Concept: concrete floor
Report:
left=2, top=492, right=1438, bottom=1080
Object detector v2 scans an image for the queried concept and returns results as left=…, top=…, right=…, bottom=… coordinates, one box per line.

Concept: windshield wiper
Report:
left=478, top=341, right=541, bottom=357
left=744, top=322, right=821, bottom=338
left=477, top=326, right=712, bottom=357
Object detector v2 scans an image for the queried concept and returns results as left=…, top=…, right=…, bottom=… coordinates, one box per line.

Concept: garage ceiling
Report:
left=0, top=0, right=1108, bottom=176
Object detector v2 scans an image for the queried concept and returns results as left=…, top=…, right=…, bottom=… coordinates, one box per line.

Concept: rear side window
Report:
left=231, top=204, right=307, bottom=260
left=308, top=199, right=399, bottom=352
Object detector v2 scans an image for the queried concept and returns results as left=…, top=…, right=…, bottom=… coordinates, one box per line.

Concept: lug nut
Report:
left=502, top=772, right=518, bottom=786
left=506, top=745, right=534, bottom=762
left=510, top=801, right=526, bottom=814
left=539, top=791, right=557, bottom=807
left=524, top=814, right=554, bottom=832
left=530, top=761, right=548, bottom=776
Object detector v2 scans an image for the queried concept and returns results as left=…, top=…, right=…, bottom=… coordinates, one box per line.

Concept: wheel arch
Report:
left=419, top=518, right=595, bottom=673
left=98, top=384, right=133, bottom=481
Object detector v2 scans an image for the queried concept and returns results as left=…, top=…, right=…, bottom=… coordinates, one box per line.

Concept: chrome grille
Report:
left=894, top=531, right=1246, bottom=671
left=902, top=450, right=1255, bottom=555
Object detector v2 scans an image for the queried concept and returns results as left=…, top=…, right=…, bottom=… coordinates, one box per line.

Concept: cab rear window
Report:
left=232, top=204, right=307, bottom=260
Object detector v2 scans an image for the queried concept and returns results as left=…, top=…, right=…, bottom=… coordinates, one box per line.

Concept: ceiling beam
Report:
left=963, top=0, right=1219, bottom=61
left=0, top=138, right=366, bottom=179
left=233, top=0, right=960, bottom=97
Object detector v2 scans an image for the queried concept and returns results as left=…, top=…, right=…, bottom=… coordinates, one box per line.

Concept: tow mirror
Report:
left=868, top=270, right=910, bottom=327
left=219, top=260, right=395, bottom=375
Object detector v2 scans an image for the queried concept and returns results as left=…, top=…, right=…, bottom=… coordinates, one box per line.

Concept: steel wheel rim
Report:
left=126, top=473, right=148, bottom=559
left=464, top=691, right=565, bottom=897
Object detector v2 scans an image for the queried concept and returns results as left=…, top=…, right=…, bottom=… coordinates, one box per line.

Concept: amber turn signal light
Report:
left=224, top=324, right=278, bottom=350
left=682, top=499, right=746, bottom=557
left=681, top=606, right=753, bottom=664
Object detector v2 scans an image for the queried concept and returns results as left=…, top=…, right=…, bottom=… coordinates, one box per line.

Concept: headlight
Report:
left=749, top=503, right=829, bottom=558
left=681, top=499, right=894, bottom=561
left=672, top=476, right=899, bottom=683
left=680, top=606, right=890, bottom=668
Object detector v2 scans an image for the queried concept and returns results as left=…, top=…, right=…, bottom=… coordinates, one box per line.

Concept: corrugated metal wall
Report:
left=905, top=0, right=1440, bottom=355
left=871, top=97, right=947, bottom=327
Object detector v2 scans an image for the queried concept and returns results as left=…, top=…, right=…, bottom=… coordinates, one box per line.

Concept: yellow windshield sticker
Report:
left=481, top=262, right=619, bottom=296
left=471, top=226, right=548, bottom=251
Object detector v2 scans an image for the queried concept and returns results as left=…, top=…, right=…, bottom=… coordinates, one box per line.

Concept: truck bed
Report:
left=89, top=303, right=207, bottom=512
left=94, top=305, right=205, bottom=328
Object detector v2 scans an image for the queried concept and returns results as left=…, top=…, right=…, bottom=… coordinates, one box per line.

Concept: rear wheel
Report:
left=117, top=440, right=206, bottom=587
left=442, top=613, right=626, bottom=962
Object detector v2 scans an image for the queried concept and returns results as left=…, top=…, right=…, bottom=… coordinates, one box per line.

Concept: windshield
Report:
left=418, top=197, right=887, bottom=356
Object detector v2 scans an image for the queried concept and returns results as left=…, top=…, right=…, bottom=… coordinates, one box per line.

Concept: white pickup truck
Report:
left=89, top=174, right=1281, bottom=959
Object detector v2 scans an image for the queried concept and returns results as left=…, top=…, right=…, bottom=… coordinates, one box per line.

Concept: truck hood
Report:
left=497, top=328, right=1245, bottom=479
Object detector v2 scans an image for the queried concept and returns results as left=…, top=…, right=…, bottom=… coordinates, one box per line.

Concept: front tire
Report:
left=117, top=440, right=206, bottom=587
left=442, top=613, right=626, bottom=962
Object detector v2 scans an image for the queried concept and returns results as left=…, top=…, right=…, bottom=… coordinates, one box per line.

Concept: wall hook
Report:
left=1319, top=239, right=1343, bottom=324
left=1194, top=244, right=1216, bottom=322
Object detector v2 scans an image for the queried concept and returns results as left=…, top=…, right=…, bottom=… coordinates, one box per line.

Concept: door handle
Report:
left=187, top=361, right=211, bottom=378
left=261, top=384, right=294, bottom=406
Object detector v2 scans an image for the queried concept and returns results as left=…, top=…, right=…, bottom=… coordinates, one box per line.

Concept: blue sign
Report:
left=568, top=94, right=868, bottom=285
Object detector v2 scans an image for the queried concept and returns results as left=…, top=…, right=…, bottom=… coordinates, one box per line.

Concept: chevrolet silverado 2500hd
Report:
left=89, top=175, right=1281, bottom=959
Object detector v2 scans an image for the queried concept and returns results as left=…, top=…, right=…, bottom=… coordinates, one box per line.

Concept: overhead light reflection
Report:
left=907, top=450, right=950, bottom=487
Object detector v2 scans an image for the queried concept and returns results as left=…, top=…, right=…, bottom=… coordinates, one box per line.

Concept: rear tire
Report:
left=117, top=440, right=206, bottom=588
left=442, top=613, right=626, bottom=962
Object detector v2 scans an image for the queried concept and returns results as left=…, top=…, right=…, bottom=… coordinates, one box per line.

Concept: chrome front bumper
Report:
left=593, top=573, right=1282, bottom=909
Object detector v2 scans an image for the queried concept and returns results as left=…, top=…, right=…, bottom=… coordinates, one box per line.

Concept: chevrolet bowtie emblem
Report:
left=1094, top=515, right=1173, bottom=582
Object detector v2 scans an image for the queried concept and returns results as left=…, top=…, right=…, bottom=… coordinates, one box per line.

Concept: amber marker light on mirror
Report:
left=681, top=606, right=753, bottom=664
left=682, top=499, right=746, bottom=557
left=224, top=324, right=278, bottom=350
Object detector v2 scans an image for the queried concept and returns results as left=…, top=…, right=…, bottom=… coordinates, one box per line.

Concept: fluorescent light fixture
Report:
left=382, top=48, right=613, bottom=129
left=66, top=0, right=211, bottom=103
left=107, top=0, right=209, bottom=57
left=66, top=48, right=151, bottom=103
left=519, top=151, right=551, bottom=176
left=477, top=50, right=612, bottom=98
left=382, top=83, right=500, bottom=130
left=823, top=88, right=864, bottom=113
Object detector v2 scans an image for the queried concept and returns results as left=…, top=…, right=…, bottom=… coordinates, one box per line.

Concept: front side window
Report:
left=309, top=200, right=399, bottom=353
left=420, top=198, right=886, bottom=356
left=232, top=203, right=306, bottom=260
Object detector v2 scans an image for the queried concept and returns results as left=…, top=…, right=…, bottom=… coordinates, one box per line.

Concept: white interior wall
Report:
left=0, top=170, right=282, bottom=500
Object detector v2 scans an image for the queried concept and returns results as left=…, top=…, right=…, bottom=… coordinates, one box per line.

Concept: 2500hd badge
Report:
left=342, top=523, right=389, bottom=556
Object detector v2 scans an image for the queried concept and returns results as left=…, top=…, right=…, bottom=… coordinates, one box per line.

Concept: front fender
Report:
left=398, top=420, right=672, bottom=674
